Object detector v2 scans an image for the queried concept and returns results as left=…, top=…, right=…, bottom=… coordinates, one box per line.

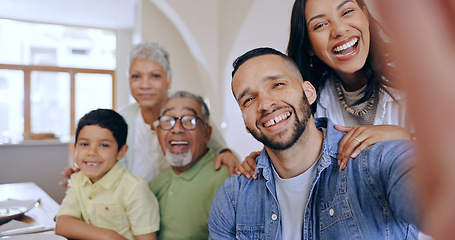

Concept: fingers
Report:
left=61, top=167, right=76, bottom=179
left=228, top=164, right=236, bottom=177
left=59, top=181, right=69, bottom=188
left=235, top=167, right=241, bottom=176
left=337, top=125, right=407, bottom=171
left=246, top=157, right=258, bottom=180
left=235, top=164, right=248, bottom=178
left=227, top=160, right=236, bottom=177
left=236, top=157, right=258, bottom=179
left=235, top=150, right=261, bottom=179
left=60, top=167, right=78, bottom=188
left=334, top=125, right=352, bottom=133
left=337, top=126, right=361, bottom=165
left=338, top=136, right=373, bottom=171
left=214, top=155, right=223, bottom=171
left=215, top=151, right=240, bottom=176
left=337, top=126, right=375, bottom=171
left=338, top=135, right=363, bottom=171
left=246, top=151, right=261, bottom=159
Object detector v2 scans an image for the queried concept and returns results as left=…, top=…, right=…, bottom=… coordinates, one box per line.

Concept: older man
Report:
left=208, top=48, right=422, bottom=239
left=149, top=91, right=229, bottom=240
left=119, top=42, right=238, bottom=182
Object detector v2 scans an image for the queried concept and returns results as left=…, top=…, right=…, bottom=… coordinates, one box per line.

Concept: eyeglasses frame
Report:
left=156, top=115, right=207, bottom=130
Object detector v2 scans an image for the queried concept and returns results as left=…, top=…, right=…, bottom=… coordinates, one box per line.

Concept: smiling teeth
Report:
left=86, top=162, right=100, bottom=166
left=264, top=112, right=291, bottom=128
left=334, top=38, right=358, bottom=53
left=171, top=141, right=188, bottom=145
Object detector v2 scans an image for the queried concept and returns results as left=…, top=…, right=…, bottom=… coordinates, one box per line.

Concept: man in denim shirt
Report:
left=208, top=48, right=421, bottom=239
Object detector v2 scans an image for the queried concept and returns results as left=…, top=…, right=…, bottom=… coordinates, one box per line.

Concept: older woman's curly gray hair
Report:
left=129, top=42, right=172, bottom=79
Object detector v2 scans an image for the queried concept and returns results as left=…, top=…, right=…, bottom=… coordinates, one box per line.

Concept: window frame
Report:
left=0, top=63, right=115, bottom=139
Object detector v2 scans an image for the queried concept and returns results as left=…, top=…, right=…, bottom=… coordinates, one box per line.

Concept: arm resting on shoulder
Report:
left=59, top=167, right=80, bottom=187
left=335, top=125, right=413, bottom=170
left=209, top=120, right=240, bottom=176
left=235, top=151, right=261, bottom=179
left=214, top=149, right=240, bottom=176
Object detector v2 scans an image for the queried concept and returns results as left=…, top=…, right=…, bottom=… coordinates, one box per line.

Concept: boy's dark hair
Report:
left=75, top=109, right=128, bottom=152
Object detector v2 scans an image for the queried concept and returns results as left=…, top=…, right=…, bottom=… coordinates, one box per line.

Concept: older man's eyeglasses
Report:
left=157, top=115, right=206, bottom=130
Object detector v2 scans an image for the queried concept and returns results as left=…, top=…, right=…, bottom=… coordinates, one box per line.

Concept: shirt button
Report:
left=329, top=208, right=335, bottom=217
left=271, top=214, right=278, bottom=221
left=169, top=191, right=174, bottom=196
left=105, top=206, right=109, bottom=211
left=88, top=196, right=92, bottom=200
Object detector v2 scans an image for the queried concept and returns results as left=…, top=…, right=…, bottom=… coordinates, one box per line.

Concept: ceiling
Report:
left=0, top=0, right=137, bottom=29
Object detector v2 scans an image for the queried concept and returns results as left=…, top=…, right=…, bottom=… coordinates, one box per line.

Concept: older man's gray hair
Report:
left=163, top=91, right=210, bottom=122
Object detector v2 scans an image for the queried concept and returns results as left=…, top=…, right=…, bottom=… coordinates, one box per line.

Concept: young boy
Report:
left=56, top=109, right=159, bottom=240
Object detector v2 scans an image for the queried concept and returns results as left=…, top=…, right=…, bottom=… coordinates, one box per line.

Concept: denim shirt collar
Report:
left=316, top=117, right=342, bottom=163
left=256, top=150, right=272, bottom=181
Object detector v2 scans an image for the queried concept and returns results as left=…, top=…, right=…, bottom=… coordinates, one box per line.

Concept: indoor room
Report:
left=1, top=0, right=452, bottom=239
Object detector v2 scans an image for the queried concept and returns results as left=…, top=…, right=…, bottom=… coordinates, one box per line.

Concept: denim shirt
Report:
left=208, top=118, right=420, bottom=240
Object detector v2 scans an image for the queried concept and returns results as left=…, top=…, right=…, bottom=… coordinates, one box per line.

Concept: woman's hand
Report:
left=214, top=149, right=239, bottom=176
left=235, top=151, right=261, bottom=179
left=335, top=125, right=412, bottom=171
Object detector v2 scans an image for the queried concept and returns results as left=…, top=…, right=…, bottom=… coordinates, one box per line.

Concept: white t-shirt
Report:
left=273, top=159, right=319, bottom=240
left=131, top=110, right=169, bottom=182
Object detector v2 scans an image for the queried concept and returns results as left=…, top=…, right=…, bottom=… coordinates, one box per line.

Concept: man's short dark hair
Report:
left=232, top=47, right=296, bottom=77
left=75, top=109, right=128, bottom=151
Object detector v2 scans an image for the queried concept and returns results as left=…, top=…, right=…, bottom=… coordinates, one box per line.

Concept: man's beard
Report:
left=165, top=148, right=193, bottom=167
left=247, top=97, right=311, bottom=151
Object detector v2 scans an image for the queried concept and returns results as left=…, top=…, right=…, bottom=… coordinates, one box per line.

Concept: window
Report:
left=0, top=19, right=116, bottom=143
left=0, top=69, right=23, bottom=144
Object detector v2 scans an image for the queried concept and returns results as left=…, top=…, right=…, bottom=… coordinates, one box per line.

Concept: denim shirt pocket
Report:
left=236, top=225, right=265, bottom=240
left=320, top=198, right=361, bottom=239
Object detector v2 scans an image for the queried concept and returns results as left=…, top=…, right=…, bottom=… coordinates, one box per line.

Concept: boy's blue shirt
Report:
left=208, top=117, right=420, bottom=239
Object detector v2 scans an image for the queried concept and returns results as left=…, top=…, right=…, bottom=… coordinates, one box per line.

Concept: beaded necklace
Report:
left=335, top=80, right=375, bottom=116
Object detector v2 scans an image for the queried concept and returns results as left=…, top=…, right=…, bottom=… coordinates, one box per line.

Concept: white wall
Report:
left=115, top=29, right=133, bottom=109
left=219, top=0, right=295, bottom=159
